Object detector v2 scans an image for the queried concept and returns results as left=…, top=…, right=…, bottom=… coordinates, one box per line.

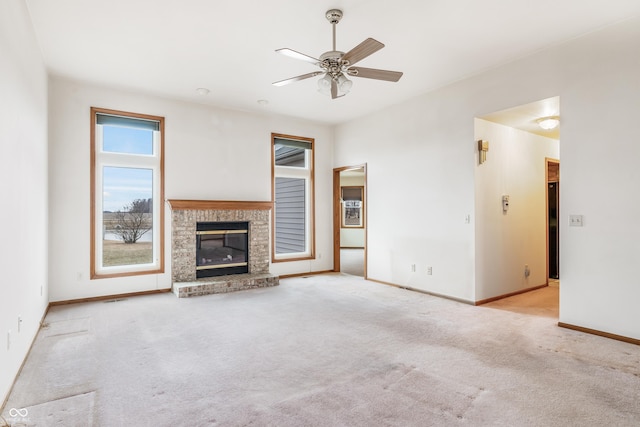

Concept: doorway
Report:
left=333, top=165, right=366, bottom=277
left=546, top=158, right=560, bottom=282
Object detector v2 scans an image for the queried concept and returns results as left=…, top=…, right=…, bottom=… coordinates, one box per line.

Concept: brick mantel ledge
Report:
left=167, top=199, right=273, bottom=211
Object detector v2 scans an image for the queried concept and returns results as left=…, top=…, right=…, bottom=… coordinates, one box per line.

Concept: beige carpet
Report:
left=2, top=274, right=639, bottom=426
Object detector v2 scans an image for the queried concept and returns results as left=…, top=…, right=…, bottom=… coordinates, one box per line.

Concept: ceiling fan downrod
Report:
left=320, top=9, right=346, bottom=79
left=325, top=9, right=342, bottom=52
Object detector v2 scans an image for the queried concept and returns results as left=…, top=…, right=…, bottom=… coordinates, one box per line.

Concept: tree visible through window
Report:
left=272, top=134, right=314, bottom=261
left=91, top=108, right=164, bottom=278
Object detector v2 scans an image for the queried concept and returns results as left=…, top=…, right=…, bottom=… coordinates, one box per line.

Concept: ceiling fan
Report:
left=272, top=9, right=403, bottom=99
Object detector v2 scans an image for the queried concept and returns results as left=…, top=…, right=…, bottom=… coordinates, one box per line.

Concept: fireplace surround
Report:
left=168, top=200, right=279, bottom=297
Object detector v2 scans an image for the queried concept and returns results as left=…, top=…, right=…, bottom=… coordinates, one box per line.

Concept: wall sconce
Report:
left=478, top=140, right=489, bottom=164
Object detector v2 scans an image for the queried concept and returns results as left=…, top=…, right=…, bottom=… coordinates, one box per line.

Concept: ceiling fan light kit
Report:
left=317, top=74, right=332, bottom=95
left=273, top=9, right=403, bottom=99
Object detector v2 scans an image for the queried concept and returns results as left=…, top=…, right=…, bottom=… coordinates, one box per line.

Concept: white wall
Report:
left=0, top=0, right=49, bottom=405
left=474, top=119, right=559, bottom=301
left=340, top=229, right=364, bottom=248
left=340, top=173, right=365, bottom=248
left=557, top=18, right=640, bottom=340
left=334, top=91, right=477, bottom=301
left=335, top=16, right=640, bottom=338
left=48, top=77, right=333, bottom=301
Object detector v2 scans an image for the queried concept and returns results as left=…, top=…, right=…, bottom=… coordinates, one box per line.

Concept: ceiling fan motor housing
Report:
left=319, top=51, right=347, bottom=77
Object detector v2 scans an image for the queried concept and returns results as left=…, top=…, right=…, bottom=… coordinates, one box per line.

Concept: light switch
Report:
left=569, top=215, right=583, bottom=227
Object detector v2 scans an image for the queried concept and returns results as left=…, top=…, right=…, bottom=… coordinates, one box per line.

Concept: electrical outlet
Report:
left=427, top=266, right=433, bottom=275
left=7, top=330, right=11, bottom=351
left=411, top=264, right=416, bottom=272
left=524, top=265, right=530, bottom=278
left=17, top=316, right=22, bottom=333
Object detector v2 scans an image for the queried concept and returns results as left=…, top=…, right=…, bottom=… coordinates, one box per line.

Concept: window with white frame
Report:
left=271, top=133, right=315, bottom=261
left=91, top=107, right=164, bottom=279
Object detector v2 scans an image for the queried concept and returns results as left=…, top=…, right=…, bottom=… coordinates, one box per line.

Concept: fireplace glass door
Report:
left=196, top=221, right=249, bottom=278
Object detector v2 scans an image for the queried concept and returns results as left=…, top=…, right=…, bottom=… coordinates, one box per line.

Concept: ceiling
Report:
left=480, top=96, right=560, bottom=140
left=340, top=167, right=365, bottom=179
left=25, top=0, right=640, bottom=125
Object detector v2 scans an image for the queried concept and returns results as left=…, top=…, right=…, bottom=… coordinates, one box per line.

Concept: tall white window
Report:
left=271, top=133, right=315, bottom=261
left=91, top=108, right=164, bottom=279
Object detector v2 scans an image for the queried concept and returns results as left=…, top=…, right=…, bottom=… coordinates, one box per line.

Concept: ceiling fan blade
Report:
left=272, top=71, right=323, bottom=87
left=275, top=48, right=320, bottom=65
left=329, top=79, right=345, bottom=99
left=341, top=38, right=385, bottom=66
left=331, top=79, right=338, bottom=99
left=347, top=66, right=403, bottom=82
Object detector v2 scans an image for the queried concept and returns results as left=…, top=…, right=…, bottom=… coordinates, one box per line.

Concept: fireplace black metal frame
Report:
left=196, top=221, right=249, bottom=278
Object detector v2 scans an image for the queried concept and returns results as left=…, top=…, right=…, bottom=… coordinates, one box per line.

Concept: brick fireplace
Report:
left=168, top=200, right=279, bottom=297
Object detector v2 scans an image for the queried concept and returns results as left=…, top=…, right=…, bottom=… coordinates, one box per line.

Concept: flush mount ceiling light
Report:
left=196, top=87, right=210, bottom=96
left=537, top=116, right=560, bottom=130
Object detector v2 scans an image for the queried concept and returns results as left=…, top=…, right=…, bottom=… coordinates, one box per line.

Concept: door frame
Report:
left=545, top=157, right=560, bottom=282
left=333, top=164, right=367, bottom=277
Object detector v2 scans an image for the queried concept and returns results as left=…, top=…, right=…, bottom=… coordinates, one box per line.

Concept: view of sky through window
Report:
left=103, top=125, right=153, bottom=155
left=102, top=166, right=152, bottom=212
left=101, top=124, right=154, bottom=212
